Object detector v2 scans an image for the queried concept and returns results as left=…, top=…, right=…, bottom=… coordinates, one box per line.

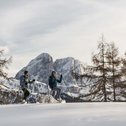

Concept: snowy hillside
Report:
left=1, top=78, right=48, bottom=94
left=0, top=78, right=62, bottom=104
left=15, top=53, right=86, bottom=85
left=0, top=103, right=126, bottom=126
left=0, top=77, right=90, bottom=103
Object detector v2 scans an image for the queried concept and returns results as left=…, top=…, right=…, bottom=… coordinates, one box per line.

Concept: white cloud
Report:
left=0, top=0, right=126, bottom=76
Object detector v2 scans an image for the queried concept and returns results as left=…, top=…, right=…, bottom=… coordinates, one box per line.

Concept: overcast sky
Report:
left=0, top=0, right=126, bottom=77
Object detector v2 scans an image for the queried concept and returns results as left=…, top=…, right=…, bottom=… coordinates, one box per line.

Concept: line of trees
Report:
left=90, top=36, right=123, bottom=102
left=72, top=35, right=126, bottom=102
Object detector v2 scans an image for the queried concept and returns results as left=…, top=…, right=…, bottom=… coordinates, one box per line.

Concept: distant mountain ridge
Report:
left=15, top=53, right=86, bottom=85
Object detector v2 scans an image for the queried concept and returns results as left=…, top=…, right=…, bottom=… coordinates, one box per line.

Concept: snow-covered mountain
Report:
left=14, top=53, right=93, bottom=102
left=54, top=57, right=85, bottom=85
left=15, top=53, right=86, bottom=86
left=16, top=53, right=53, bottom=84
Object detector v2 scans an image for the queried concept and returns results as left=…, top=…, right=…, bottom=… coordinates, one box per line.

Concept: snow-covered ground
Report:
left=0, top=103, right=126, bottom=126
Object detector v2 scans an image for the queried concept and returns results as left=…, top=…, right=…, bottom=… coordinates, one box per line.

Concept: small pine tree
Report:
left=0, top=50, right=11, bottom=80
left=89, top=35, right=110, bottom=102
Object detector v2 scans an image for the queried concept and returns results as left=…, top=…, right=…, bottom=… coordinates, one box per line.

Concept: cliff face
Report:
left=15, top=53, right=85, bottom=85
left=15, top=53, right=54, bottom=84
